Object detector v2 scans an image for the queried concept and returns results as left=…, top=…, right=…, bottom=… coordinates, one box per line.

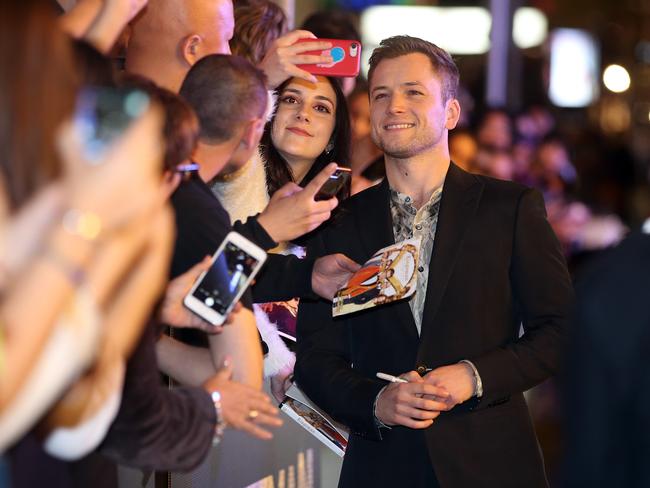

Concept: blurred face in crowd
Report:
left=369, top=53, right=459, bottom=160
left=271, top=76, right=337, bottom=168
left=349, top=91, right=371, bottom=142
left=477, top=111, right=512, bottom=150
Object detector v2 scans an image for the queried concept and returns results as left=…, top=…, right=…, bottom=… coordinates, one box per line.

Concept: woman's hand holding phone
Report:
left=259, top=30, right=333, bottom=88
left=257, top=162, right=340, bottom=242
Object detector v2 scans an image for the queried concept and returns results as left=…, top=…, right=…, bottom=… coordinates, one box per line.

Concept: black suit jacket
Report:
left=295, top=163, right=573, bottom=488
left=564, top=229, right=650, bottom=488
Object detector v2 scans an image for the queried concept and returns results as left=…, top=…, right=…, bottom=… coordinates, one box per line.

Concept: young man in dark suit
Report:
left=295, top=36, right=574, bottom=488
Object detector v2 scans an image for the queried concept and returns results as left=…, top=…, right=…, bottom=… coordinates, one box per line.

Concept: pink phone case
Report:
left=295, top=38, right=361, bottom=78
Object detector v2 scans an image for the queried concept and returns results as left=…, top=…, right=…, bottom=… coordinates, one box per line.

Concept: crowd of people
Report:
left=1, top=1, right=648, bottom=487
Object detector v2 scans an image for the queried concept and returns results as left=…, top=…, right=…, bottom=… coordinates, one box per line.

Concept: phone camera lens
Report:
left=351, top=43, right=357, bottom=48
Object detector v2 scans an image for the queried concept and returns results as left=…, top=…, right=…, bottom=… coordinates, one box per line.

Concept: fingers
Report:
left=271, top=182, right=303, bottom=200
left=396, top=403, right=443, bottom=420
left=393, top=415, right=435, bottom=430
left=335, top=254, right=361, bottom=273
left=303, top=162, right=338, bottom=198
left=401, top=371, right=425, bottom=383
left=273, top=30, right=317, bottom=47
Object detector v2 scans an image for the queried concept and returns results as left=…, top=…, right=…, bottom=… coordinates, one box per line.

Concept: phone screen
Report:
left=191, top=242, right=260, bottom=315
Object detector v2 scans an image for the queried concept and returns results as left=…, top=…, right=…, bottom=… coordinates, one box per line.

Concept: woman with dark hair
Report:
left=261, top=75, right=351, bottom=198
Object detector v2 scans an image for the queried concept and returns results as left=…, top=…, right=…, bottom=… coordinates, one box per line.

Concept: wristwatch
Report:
left=210, top=390, right=227, bottom=440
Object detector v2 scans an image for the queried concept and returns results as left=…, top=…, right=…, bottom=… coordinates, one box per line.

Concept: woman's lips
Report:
left=287, top=127, right=313, bottom=137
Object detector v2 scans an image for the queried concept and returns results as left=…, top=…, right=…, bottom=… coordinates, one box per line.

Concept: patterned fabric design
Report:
left=389, top=186, right=443, bottom=335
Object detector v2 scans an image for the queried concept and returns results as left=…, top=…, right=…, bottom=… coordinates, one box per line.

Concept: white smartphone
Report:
left=183, top=232, right=267, bottom=326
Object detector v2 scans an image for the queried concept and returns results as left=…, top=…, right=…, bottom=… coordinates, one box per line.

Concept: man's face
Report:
left=369, top=53, right=456, bottom=159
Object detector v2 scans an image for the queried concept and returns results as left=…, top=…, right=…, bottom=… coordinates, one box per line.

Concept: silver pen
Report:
left=376, top=372, right=408, bottom=383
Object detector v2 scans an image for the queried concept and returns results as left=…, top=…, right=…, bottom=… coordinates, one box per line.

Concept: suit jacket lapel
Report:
left=353, top=178, right=419, bottom=341
left=418, top=163, right=483, bottom=350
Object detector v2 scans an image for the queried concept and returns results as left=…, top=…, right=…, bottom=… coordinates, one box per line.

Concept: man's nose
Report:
left=387, top=93, right=406, bottom=114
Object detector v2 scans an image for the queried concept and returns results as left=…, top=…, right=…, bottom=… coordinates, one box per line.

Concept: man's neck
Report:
left=384, top=149, right=450, bottom=209
left=194, top=142, right=236, bottom=183
left=125, top=49, right=186, bottom=93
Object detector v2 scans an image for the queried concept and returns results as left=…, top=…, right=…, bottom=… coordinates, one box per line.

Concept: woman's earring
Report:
left=325, top=142, right=334, bottom=155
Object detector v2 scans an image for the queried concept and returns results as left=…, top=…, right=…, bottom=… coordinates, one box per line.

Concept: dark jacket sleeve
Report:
left=99, top=322, right=216, bottom=472
left=470, top=188, right=574, bottom=405
left=233, top=215, right=316, bottom=303
left=294, top=227, right=385, bottom=440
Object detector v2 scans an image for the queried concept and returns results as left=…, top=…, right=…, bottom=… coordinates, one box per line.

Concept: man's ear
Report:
left=445, top=98, right=461, bottom=131
left=241, top=117, right=266, bottom=149
left=181, top=34, right=202, bottom=66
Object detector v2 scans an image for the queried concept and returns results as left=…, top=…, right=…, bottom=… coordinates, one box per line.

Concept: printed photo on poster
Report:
left=332, top=238, right=420, bottom=317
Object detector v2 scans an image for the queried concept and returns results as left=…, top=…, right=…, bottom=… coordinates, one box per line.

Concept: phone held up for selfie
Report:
left=295, top=38, right=362, bottom=78
left=183, top=232, right=267, bottom=326
left=74, top=86, right=151, bottom=164
left=314, top=166, right=351, bottom=201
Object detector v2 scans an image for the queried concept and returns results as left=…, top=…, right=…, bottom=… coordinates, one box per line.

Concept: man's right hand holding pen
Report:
left=375, top=371, right=452, bottom=429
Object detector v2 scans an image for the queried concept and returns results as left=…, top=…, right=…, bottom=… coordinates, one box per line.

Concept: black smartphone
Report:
left=314, top=167, right=351, bottom=201
left=74, top=86, right=150, bottom=164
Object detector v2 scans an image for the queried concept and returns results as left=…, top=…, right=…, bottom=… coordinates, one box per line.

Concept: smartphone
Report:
left=314, top=167, right=351, bottom=201
left=183, top=232, right=267, bottom=326
left=295, top=39, right=361, bottom=78
left=74, top=86, right=151, bottom=164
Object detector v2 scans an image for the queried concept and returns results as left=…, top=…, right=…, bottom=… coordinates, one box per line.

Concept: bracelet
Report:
left=62, top=208, right=102, bottom=241
left=210, top=390, right=227, bottom=440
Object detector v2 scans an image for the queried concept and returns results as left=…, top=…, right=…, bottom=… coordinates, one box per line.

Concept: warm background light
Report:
left=603, top=64, right=631, bottom=93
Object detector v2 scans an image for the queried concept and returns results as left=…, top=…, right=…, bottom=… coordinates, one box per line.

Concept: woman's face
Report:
left=271, top=76, right=337, bottom=167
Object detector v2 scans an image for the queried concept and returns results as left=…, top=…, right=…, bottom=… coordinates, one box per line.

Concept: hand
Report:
left=203, top=360, right=282, bottom=440
left=375, top=371, right=451, bottom=429
left=270, top=365, right=294, bottom=403
left=160, top=256, right=242, bottom=333
left=257, top=163, right=339, bottom=242
left=259, top=30, right=333, bottom=88
left=422, top=364, right=475, bottom=408
left=58, top=104, right=165, bottom=234
left=312, top=254, right=360, bottom=301
left=102, top=0, right=148, bottom=24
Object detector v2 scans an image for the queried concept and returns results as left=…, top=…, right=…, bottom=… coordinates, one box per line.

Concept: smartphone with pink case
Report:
left=295, top=38, right=361, bottom=78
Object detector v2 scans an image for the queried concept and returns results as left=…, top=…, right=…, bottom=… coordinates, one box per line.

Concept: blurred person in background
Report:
left=564, top=217, right=650, bottom=488
left=229, top=0, right=288, bottom=65
left=476, top=108, right=514, bottom=151
left=348, top=79, right=385, bottom=194
left=449, top=128, right=478, bottom=174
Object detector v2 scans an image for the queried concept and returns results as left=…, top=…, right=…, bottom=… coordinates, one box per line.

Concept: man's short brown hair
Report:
left=179, top=54, right=267, bottom=144
left=368, top=35, right=459, bottom=102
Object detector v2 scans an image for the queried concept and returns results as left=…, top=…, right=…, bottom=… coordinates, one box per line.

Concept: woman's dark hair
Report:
left=261, top=76, right=351, bottom=199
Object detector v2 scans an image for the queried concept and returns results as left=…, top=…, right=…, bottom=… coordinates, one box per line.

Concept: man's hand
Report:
left=422, top=363, right=475, bottom=408
left=312, top=254, right=360, bottom=301
left=375, top=371, right=451, bottom=429
left=259, top=30, right=333, bottom=89
left=160, top=256, right=241, bottom=333
left=203, top=361, right=282, bottom=440
left=257, top=163, right=339, bottom=243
